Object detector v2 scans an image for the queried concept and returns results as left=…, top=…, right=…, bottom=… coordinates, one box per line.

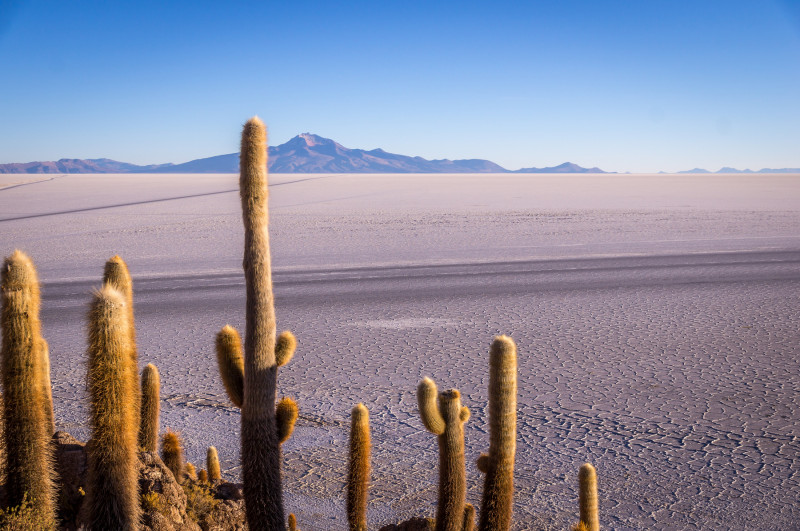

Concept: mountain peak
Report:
left=294, top=133, right=335, bottom=147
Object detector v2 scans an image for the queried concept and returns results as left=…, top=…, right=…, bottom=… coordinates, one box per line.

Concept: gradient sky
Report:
left=0, top=0, right=798, bottom=172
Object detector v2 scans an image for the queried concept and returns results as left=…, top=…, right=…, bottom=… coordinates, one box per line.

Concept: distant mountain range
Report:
left=1, top=134, right=796, bottom=174
left=0, top=134, right=606, bottom=174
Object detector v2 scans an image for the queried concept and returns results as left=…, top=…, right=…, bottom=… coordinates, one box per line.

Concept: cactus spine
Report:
left=578, top=463, right=599, bottom=531
left=139, top=363, right=160, bottom=452
left=85, top=284, right=140, bottom=530
left=103, top=256, right=140, bottom=435
left=207, top=446, right=221, bottom=482
left=347, top=403, right=370, bottom=531
left=161, top=430, right=185, bottom=484
left=478, top=335, right=517, bottom=531
left=39, top=337, right=55, bottom=435
left=417, top=377, right=470, bottom=531
left=1, top=251, right=55, bottom=523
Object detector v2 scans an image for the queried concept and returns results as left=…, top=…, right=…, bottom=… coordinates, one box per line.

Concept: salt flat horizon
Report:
left=1, top=172, right=799, bottom=529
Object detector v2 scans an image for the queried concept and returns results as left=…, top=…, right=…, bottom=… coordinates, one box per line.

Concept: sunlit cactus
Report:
left=198, top=469, right=208, bottom=484
left=578, top=463, right=599, bottom=531
left=1, top=251, right=55, bottom=524
left=85, top=284, right=140, bottom=530
left=103, top=255, right=140, bottom=434
left=276, top=396, right=299, bottom=444
left=207, top=446, right=222, bottom=482
left=275, top=330, right=296, bottom=367
left=417, top=377, right=470, bottom=531
left=462, top=504, right=475, bottom=531
left=347, top=403, right=370, bottom=531
left=139, top=363, right=160, bottom=452
left=478, top=335, right=517, bottom=531
left=161, top=429, right=185, bottom=484
left=215, top=325, right=244, bottom=408
left=38, top=337, right=55, bottom=435
left=185, top=462, right=198, bottom=482
left=288, top=513, right=298, bottom=531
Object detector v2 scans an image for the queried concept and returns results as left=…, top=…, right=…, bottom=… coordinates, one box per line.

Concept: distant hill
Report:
left=678, top=167, right=800, bottom=174
left=513, top=162, right=605, bottom=173
left=0, top=134, right=608, bottom=174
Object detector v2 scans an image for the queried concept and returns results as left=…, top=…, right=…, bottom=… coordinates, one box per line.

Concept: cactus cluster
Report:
left=0, top=118, right=604, bottom=531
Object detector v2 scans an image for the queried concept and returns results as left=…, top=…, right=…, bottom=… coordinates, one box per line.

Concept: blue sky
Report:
left=0, top=0, right=798, bottom=172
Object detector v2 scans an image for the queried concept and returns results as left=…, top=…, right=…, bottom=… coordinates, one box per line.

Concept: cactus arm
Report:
left=435, top=389, right=468, bottom=531
left=38, top=337, right=55, bottom=435
left=276, top=397, right=299, bottom=444
left=462, top=504, right=475, bottom=531
left=207, top=446, right=222, bottom=482
left=579, top=463, right=599, bottom=531
left=139, top=363, right=160, bottom=452
left=476, top=453, right=490, bottom=474
left=417, top=377, right=445, bottom=435
left=347, top=403, right=370, bottom=531
left=275, top=330, right=296, bottom=367
left=215, top=325, right=245, bottom=408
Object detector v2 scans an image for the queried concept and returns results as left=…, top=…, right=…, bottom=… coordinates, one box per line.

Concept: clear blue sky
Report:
left=1, top=0, right=798, bottom=172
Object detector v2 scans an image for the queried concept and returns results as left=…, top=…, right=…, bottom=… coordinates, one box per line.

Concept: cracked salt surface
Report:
left=2, top=172, right=799, bottom=530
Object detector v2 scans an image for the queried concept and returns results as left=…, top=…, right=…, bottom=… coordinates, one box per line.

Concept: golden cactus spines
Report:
left=276, top=396, right=298, bottom=444
left=462, top=504, right=475, bottom=531
left=103, top=255, right=140, bottom=433
left=85, top=284, right=140, bottom=530
left=347, top=403, right=370, bottom=531
left=198, top=469, right=208, bottom=484
left=139, top=363, right=160, bottom=452
left=478, top=335, right=517, bottom=531
left=288, top=513, right=298, bottom=531
left=418, top=380, right=469, bottom=531
left=207, top=446, right=222, bottom=482
left=1, top=251, right=55, bottom=523
left=161, top=429, right=185, bottom=484
left=275, top=330, right=296, bottom=367
left=38, top=337, right=55, bottom=435
left=185, top=462, right=198, bottom=482
left=578, top=463, right=599, bottom=531
left=216, top=325, right=244, bottom=408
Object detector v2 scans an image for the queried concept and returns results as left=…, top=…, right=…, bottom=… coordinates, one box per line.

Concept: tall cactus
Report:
left=139, top=363, right=160, bottom=452
left=1, top=251, right=55, bottom=523
left=478, top=335, right=517, bottom=531
left=347, top=403, right=370, bottom=531
left=578, top=463, right=599, bottom=531
left=85, top=284, right=140, bottom=530
left=211, top=117, right=300, bottom=529
left=207, top=446, right=221, bottom=482
left=103, top=256, right=140, bottom=437
left=418, top=377, right=470, bottom=531
left=39, top=337, right=55, bottom=435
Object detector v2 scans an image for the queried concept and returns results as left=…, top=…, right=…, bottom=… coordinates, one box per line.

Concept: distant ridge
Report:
left=678, top=167, right=800, bottom=174
left=0, top=134, right=604, bottom=174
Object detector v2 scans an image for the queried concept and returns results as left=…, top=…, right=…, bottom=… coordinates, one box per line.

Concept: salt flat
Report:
left=1, top=173, right=799, bottom=530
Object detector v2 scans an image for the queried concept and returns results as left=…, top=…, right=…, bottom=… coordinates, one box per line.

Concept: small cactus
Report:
left=1, top=251, right=55, bottom=524
left=139, top=363, right=160, bottom=452
left=85, top=284, right=141, bottom=530
left=417, top=377, right=470, bottom=531
left=288, top=513, right=298, bottom=531
left=198, top=469, right=208, bottom=484
left=207, top=446, right=221, bottom=482
left=478, top=335, right=517, bottom=531
left=215, top=325, right=244, bottom=408
left=162, top=430, right=185, bottom=484
left=462, top=504, right=475, bottom=531
left=275, top=330, right=296, bottom=367
left=347, top=403, right=370, bottom=531
left=276, top=396, right=299, bottom=444
left=185, top=462, right=198, bottom=482
left=578, top=463, right=599, bottom=531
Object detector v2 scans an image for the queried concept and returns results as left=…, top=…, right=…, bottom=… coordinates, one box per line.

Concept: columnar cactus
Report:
left=462, top=504, right=475, bottom=531
left=288, top=513, right=298, bottom=531
left=38, top=337, right=55, bottom=435
left=207, top=446, right=221, bottom=482
left=198, top=469, right=209, bottom=484
left=139, top=363, right=160, bottom=452
left=347, top=403, right=370, bottom=531
left=212, top=117, right=299, bottom=529
left=1, top=251, right=55, bottom=523
left=578, top=463, right=599, bottom=531
left=103, top=256, right=140, bottom=434
left=85, top=284, right=140, bottom=530
left=185, top=462, right=198, bottom=482
left=161, top=430, right=185, bottom=484
left=478, top=335, right=517, bottom=531
left=417, top=377, right=470, bottom=531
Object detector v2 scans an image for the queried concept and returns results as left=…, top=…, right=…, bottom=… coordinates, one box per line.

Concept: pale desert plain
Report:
left=0, top=172, right=799, bottom=530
